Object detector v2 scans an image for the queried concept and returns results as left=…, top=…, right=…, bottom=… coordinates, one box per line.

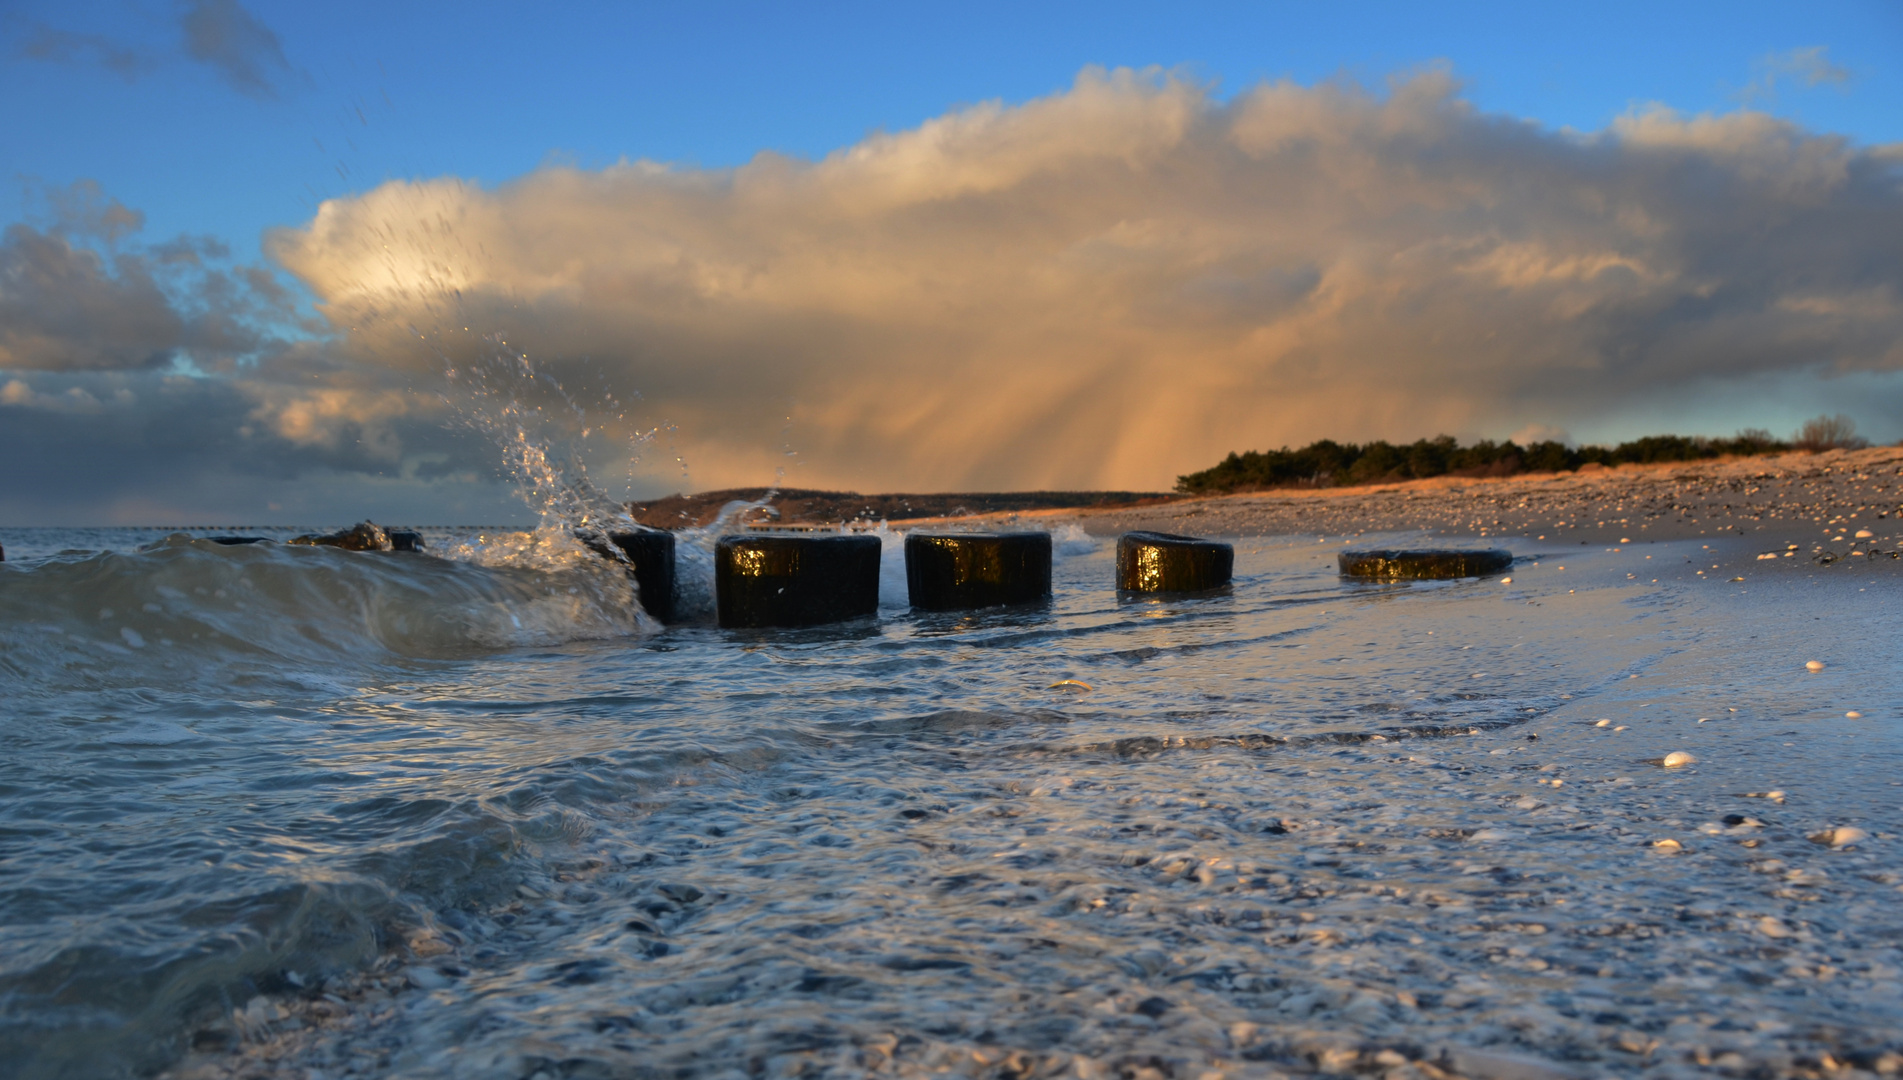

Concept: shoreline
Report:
left=897, top=446, right=1903, bottom=550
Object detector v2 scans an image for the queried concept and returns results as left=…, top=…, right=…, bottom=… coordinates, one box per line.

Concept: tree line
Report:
left=1174, top=415, right=1869, bottom=495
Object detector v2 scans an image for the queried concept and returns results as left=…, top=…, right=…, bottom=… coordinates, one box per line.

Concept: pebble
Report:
left=1845, top=711, right=1863, bottom=719
left=1652, top=838, right=1683, bottom=852
left=1856, top=529, right=1874, bottom=538
left=1499, top=577, right=1512, bottom=584
left=1594, top=719, right=1611, bottom=728
left=1662, top=751, right=1697, bottom=768
left=1808, top=826, right=1869, bottom=849
left=1805, top=660, right=1825, bottom=672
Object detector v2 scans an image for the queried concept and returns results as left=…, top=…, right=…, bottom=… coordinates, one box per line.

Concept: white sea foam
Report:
left=2, top=532, right=1899, bottom=1079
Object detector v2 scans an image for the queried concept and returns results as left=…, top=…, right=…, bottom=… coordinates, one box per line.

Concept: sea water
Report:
left=0, top=526, right=1898, bottom=1079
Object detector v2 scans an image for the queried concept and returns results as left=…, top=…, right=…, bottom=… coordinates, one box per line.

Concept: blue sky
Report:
left=6, top=1, right=1896, bottom=265
left=1, top=2, right=1899, bottom=524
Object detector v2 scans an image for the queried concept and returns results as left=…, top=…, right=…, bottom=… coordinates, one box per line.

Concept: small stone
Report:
left=1595, top=719, right=1611, bottom=727
left=1806, top=660, right=1826, bottom=672
left=1856, top=529, right=1874, bottom=538
left=1662, top=751, right=1697, bottom=768
left=288, top=521, right=391, bottom=551
left=1808, top=826, right=1869, bottom=848
left=404, top=966, right=449, bottom=990
left=1846, top=711, right=1863, bottom=719
left=1652, top=838, right=1683, bottom=852
left=1757, top=917, right=1793, bottom=938
left=1499, top=577, right=1512, bottom=584
left=1134, top=995, right=1173, bottom=1018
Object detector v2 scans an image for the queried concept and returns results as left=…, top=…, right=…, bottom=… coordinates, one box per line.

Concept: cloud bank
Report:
left=266, top=68, right=1903, bottom=494
left=5, top=68, right=1902, bottom=522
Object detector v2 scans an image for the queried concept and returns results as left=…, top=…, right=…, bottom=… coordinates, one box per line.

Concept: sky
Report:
left=1, top=0, right=1900, bottom=525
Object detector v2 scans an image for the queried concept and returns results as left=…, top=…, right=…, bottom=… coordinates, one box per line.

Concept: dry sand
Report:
left=911, top=446, right=1903, bottom=549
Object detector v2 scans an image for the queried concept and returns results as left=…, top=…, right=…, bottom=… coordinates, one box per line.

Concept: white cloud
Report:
left=265, top=68, right=1903, bottom=493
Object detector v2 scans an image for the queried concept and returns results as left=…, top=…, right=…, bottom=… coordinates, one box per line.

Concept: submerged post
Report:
left=1116, top=532, right=1234, bottom=593
left=904, top=531, right=1052, bottom=611
left=715, top=533, right=882, bottom=628
left=1337, top=549, right=1514, bottom=580
left=575, top=527, right=678, bottom=622
left=606, top=529, right=677, bottom=623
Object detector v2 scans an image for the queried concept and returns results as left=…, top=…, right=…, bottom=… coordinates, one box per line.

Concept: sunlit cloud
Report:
left=267, top=68, right=1903, bottom=492
left=0, top=377, right=114, bottom=413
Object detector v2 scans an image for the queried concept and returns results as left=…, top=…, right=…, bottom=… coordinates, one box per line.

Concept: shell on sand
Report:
left=1809, top=826, right=1869, bottom=849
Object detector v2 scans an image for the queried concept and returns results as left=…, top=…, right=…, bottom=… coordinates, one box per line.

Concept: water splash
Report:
left=427, top=334, right=666, bottom=630
left=438, top=332, right=653, bottom=537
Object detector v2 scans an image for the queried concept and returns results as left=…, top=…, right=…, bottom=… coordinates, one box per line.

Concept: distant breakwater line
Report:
left=629, top=488, right=1174, bottom=528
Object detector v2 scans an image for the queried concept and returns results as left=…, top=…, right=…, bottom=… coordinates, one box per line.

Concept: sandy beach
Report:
left=916, top=447, right=1903, bottom=551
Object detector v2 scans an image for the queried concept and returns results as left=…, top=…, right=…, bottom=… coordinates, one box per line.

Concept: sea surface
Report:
left=1, top=524, right=1898, bottom=1080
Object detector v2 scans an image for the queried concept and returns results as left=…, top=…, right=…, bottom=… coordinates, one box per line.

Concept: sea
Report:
left=0, top=521, right=1898, bottom=1079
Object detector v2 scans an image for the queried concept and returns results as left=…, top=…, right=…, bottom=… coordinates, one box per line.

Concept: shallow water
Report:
left=0, top=527, right=1898, bottom=1079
